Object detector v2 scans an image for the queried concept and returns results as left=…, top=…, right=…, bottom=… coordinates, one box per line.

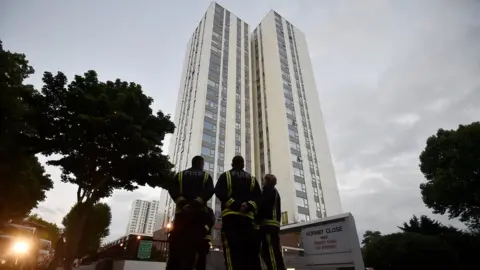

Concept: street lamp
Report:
left=166, top=223, right=172, bottom=229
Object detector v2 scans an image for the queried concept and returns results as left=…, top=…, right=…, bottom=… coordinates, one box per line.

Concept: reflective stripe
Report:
left=266, top=233, right=278, bottom=270
left=250, top=176, right=255, bottom=191
left=203, top=172, right=209, bottom=186
left=226, top=171, right=232, bottom=197
left=178, top=172, right=183, bottom=194
left=195, top=197, right=204, bottom=204
left=222, top=232, right=233, bottom=270
left=225, top=198, right=235, bottom=208
left=204, top=225, right=210, bottom=231
left=221, top=209, right=254, bottom=219
left=261, top=219, right=280, bottom=227
left=248, top=200, right=258, bottom=213
left=204, top=234, right=212, bottom=241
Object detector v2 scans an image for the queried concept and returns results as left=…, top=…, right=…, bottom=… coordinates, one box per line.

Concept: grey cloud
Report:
left=314, top=0, right=480, bottom=234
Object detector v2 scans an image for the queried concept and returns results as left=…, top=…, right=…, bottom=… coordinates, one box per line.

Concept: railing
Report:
left=80, top=239, right=170, bottom=265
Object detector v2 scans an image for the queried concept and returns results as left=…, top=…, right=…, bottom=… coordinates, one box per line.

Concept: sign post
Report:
left=137, top=240, right=153, bottom=259
left=281, top=212, right=365, bottom=269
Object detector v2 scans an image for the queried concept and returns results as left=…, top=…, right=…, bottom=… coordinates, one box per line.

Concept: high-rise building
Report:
left=164, top=2, right=254, bottom=223
left=126, top=199, right=160, bottom=235
left=160, top=2, right=342, bottom=232
left=251, top=11, right=342, bottom=222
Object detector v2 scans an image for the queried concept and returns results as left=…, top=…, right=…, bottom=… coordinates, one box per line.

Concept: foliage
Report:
left=364, top=216, right=480, bottom=270
left=398, top=215, right=460, bottom=235
left=0, top=40, right=53, bottom=222
left=63, top=202, right=112, bottom=258
left=363, top=232, right=458, bottom=270
left=36, top=70, right=175, bottom=204
left=362, top=230, right=382, bottom=247
left=27, top=214, right=61, bottom=242
left=419, top=122, right=480, bottom=230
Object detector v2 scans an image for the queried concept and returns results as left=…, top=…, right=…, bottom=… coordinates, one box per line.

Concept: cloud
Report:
left=306, top=0, right=480, bottom=235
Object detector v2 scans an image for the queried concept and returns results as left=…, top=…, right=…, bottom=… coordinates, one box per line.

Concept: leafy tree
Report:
left=36, top=70, right=175, bottom=268
left=27, top=214, right=61, bottom=242
left=63, top=202, right=111, bottom=258
left=362, top=230, right=382, bottom=246
left=419, top=122, right=480, bottom=230
left=0, top=40, right=53, bottom=222
left=363, top=232, right=458, bottom=270
left=398, top=215, right=460, bottom=235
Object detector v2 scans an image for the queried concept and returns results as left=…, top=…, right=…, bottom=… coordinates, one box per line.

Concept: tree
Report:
left=398, top=215, right=460, bottom=235
left=0, top=40, right=53, bottom=222
left=363, top=232, right=458, bottom=270
left=362, top=230, right=382, bottom=246
left=36, top=70, right=175, bottom=268
left=419, top=122, right=480, bottom=230
left=63, top=203, right=112, bottom=258
left=27, top=214, right=61, bottom=242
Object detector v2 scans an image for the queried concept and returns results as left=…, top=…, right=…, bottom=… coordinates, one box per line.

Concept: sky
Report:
left=1, top=0, right=480, bottom=241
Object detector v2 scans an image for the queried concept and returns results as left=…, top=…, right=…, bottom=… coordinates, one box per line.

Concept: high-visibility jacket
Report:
left=168, top=168, right=214, bottom=214
left=258, top=186, right=281, bottom=228
left=215, top=169, right=261, bottom=220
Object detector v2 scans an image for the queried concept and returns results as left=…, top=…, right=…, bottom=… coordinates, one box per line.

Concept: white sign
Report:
left=301, top=219, right=351, bottom=255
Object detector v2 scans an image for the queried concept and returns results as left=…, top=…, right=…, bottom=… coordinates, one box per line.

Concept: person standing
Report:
left=259, top=174, right=286, bottom=270
left=166, top=156, right=214, bottom=270
left=195, top=206, right=215, bottom=270
left=215, top=156, right=262, bottom=270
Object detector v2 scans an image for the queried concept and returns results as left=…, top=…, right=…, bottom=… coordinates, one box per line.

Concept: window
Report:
left=203, top=133, right=216, bottom=144
left=286, top=107, right=294, bottom=115
left=292, top=153, right=302, bottom=163
left=204, top=160, right=215, bottom=171
left=219, top=139, right=225, bottom=147
left=204, top=122, right=217, bottom=132
left=235, top=134, right=241, bottom=141
left=206, top=99, right=217, bottom=108
left=293, top=167, right=304, bottom=177
left=201, top=146, right=215, bottom=158
left=205, top=110, right=217, bottom=120
left=295, top=181, right=306, bottom=192
left=296, top=197, right=307, bottom=208
left=235, top=144, right=241, bottom=153
left=290, top=141, right=300, bottom=151
left=288, top=129, right=298, bottom=138
left=207, top=79, right=219, bottom=88
left=217, top=165, right=224, bottom=173
left=298, top=214, right=310, bottom=222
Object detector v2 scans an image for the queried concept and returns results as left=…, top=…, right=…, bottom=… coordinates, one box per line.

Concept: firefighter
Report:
left=259, top=174, right=286, bottom=270
left=195, top=207, right=215, bottom=270
left=166, top=156, right=214, bottom=270
left=215, top=155, right=262, bottom=270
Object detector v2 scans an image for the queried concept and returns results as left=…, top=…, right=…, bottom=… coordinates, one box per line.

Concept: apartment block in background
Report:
left=126, top=199, right=160, bottom=236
